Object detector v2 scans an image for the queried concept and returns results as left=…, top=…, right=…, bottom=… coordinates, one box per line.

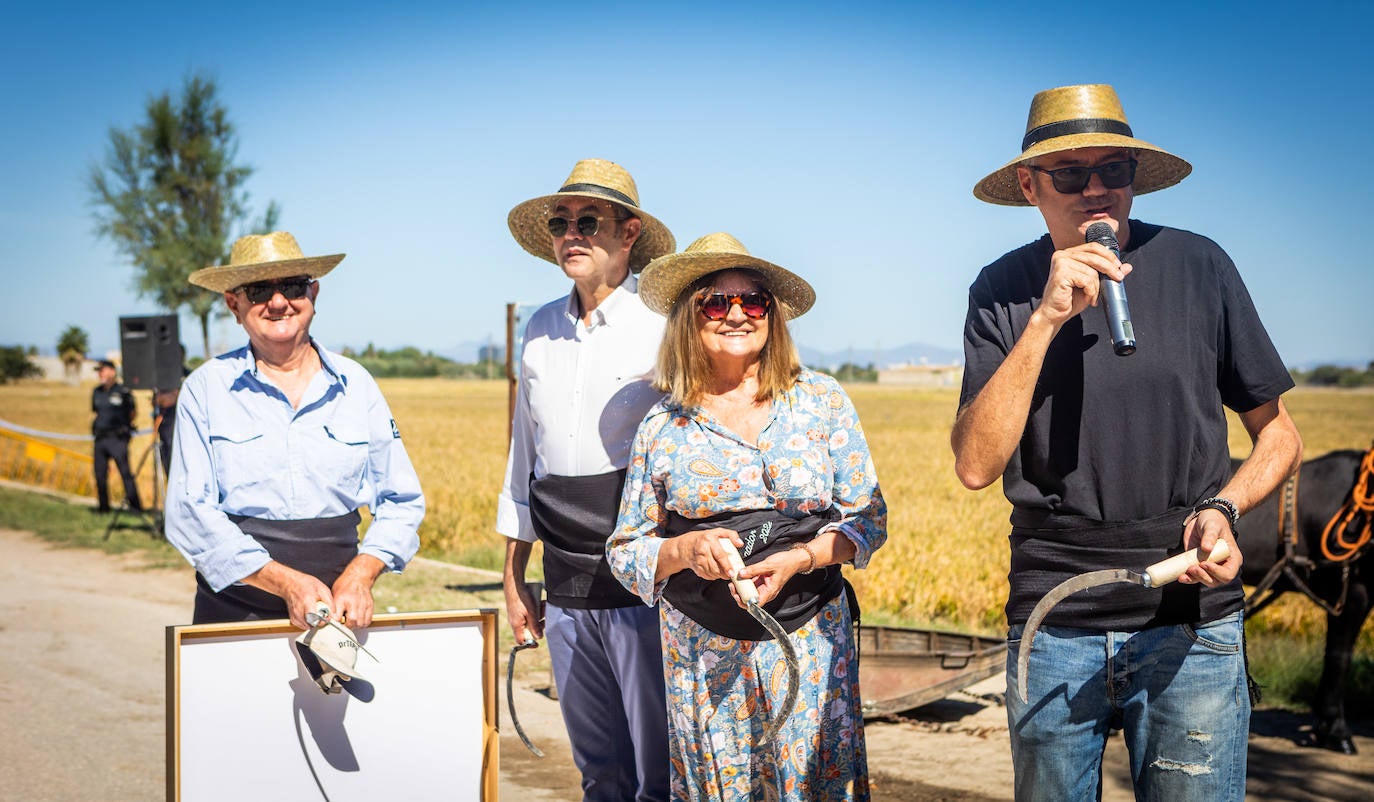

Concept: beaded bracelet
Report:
left=790, top=541, right=818, bottom=575
left=1194, top=496, right=1240, bottom=529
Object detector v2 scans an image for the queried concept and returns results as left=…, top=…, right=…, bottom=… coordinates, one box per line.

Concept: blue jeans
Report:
left=1006, top=611, right=1250, bottom=801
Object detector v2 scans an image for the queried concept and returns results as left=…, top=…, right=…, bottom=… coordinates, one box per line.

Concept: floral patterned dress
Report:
left=608, top=369, right=887, bottom=801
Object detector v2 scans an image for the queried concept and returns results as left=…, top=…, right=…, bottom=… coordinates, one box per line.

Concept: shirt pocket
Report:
left=209, top=431, right=269, bottom=491
left=322, top=424, right=369, bottom=493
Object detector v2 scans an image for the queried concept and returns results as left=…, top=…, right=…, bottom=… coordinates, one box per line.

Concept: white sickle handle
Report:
left=717, top=538, right=759, bottom=603
left=1143, top=539, right=1231, bottom=587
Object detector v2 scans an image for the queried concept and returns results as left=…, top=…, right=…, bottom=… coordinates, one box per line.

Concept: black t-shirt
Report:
left=92, top=383, right=136, bottom=437
left=960, top=221, right=1294, bottom=628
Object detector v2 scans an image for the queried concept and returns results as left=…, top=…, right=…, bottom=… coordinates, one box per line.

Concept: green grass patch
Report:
left=1246, top=627, right=1374, bottom=716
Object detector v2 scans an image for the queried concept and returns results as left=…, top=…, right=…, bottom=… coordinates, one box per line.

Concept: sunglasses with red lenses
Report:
left=698, top=290, right=772, bottom=320
left=237, top=277, right=312, bottom=304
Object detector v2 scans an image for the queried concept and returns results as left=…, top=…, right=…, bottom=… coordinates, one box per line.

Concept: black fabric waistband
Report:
left=1007, top=506, right=1241, bottom=629
left=662, top=508, right=842, bottom=640
left=529, top=471, right=640, bottom=610
left=193, top=510, right=361, bottom=624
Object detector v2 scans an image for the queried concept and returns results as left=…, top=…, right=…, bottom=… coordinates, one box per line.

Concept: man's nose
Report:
left=1082, top=171, right=1110, bottom=195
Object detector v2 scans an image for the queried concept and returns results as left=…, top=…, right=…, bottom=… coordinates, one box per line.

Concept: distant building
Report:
left=478, top=344, right=505, bottom=365
left=876, top=362, right=963, bottom=388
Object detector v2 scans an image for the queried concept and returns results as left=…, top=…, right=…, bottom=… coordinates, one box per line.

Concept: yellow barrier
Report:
left=0, top=428, right=100, bottom=499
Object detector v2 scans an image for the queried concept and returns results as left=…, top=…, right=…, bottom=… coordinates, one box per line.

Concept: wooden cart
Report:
left=858, top=625, right=1007, bottom=718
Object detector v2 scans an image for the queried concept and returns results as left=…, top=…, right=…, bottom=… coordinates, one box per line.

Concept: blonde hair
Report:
left=653, top=269, right=801, bottom=408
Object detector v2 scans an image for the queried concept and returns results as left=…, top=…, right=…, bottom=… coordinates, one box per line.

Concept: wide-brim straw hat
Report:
left=188, top=231, right=344, bottom=292
left=639, top=232, right=816, bottom=320
left=507, top=159, right=675, bottom=273
left=974, top=84, right=1192, bottom=206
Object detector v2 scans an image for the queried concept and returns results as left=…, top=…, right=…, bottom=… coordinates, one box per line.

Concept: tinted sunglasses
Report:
left=1029, top=158, right=1138, bottom=194
left=237, top=277, right=312, bottom=304
left=546, top=214, right=626, bottom=238
left=698, top=290, right=772, bottom=321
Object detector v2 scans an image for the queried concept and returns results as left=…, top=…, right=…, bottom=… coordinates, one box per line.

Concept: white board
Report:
left=167, top=609, right=498, bottom=801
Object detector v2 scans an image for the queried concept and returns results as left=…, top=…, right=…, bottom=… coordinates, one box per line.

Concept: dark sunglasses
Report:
left=237, top=277, right=312, bottom=304
left=698, top=290, right=773, bottom=321
left=546, top=214, right=626, bottom=238
left=1029, top=158, right=1138, bottom=194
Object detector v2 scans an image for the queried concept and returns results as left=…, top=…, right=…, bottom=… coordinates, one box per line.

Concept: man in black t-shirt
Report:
left=91, top=359, right=142, bottom=514
left=953, top=85, right=1302, bottom=801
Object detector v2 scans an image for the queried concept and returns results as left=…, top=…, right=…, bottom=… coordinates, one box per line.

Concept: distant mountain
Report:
left=798, top=342, right=962, bottom=370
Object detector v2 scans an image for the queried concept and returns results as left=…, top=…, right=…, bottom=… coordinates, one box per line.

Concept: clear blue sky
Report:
left=3, top=0, right=1370, bottom=367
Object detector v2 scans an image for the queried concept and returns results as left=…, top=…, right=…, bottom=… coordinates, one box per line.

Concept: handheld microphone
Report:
left=1084, top=222, right=1135, bottom=356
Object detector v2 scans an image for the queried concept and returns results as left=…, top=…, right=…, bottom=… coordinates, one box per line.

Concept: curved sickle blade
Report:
left=507, top=641, right=545, bottom=757
left=1015, top=569, right=1141, bottom=704
left=743, top=600, right=801, bottom=747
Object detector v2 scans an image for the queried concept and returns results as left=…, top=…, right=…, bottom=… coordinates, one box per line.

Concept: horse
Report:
left=1235, top=447, right=1373, bottom=755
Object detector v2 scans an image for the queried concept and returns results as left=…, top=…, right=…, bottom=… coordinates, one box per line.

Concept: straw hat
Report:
left=974, top=84, right=1192, bottom=206
left=638, top=232, right=816, bottom=319
left=507, top=159, right=675, bottom=273
left=187, top=231, right=344, bottom=292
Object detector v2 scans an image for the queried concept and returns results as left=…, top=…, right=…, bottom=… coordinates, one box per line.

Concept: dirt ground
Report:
left=2, top=526, right=1371, bottom=801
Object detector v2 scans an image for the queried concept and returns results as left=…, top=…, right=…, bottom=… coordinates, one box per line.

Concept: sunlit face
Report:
left=696, top=269, right=770, bottom=368
left=224, top=279, right=319, bottom=350
left=549, top=197, right=640, bottom=286
left=1018, top=146, right=1134, bottom=249
left=97, top=365, right=116, bottom=387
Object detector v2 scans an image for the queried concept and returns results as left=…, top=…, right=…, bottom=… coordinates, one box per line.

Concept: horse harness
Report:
left=1245, top=443, right=1374, bottom=617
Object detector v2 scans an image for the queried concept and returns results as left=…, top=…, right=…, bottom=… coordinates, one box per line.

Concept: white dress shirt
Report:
left=497, top=273, right=666, bottom=543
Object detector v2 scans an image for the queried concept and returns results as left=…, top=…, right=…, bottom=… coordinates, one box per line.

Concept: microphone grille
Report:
left=1085, top=222, right=1117, bottom=246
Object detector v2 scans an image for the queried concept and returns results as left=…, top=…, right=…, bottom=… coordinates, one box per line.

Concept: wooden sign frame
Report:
left=166, top=609, right=499, bottom=801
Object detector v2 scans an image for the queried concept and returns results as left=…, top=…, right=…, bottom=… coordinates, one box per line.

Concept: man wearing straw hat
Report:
left=499, top=159, right=674, bottom=801
left=952, top=85, right=1302, bottom=800
left=165, top=232, right=424, bottom=630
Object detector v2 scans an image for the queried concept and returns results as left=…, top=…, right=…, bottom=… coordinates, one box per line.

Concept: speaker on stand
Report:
left=106, top=314, right=182, bottom=539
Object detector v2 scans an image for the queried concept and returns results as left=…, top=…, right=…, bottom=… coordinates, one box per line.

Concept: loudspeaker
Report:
left=119, top=315, right=182, bottom=390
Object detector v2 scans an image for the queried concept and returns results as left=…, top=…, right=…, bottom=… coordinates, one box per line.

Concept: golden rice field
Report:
left=3, top=379, right=1371, bottom=647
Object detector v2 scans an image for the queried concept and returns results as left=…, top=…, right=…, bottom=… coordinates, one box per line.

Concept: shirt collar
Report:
left=563, top=273, right=641, bottom=330
left=234, top=338, right=346, bottom=391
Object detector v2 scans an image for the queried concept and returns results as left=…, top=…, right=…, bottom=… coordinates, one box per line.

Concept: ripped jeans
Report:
left=1006, top=611, right=1250, bottom=801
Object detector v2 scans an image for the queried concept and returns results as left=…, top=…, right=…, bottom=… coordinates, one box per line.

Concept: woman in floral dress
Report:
left=608, top=232, right=887, bottom=801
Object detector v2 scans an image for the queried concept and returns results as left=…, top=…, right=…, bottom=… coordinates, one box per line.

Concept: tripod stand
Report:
left=104, top=412, right=165, bottom=540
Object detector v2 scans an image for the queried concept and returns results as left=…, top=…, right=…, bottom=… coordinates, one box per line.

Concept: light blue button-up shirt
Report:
left=165, top=341, right=424, bottom=591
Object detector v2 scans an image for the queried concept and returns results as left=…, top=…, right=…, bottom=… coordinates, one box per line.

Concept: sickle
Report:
left=507, top=639, right=545, bottom=757
left=1015, top=540, right=1231, bottom=704
left=507, top=582, right=546, bottom=757
left=719, top=538, right=801, bottom=747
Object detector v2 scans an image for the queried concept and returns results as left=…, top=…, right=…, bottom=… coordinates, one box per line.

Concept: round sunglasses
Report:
left=1029, top=158, right=1138, bottom=194
left=546, top=214, right=627, bottom=238
left=698, top=290, right=773, bottom=321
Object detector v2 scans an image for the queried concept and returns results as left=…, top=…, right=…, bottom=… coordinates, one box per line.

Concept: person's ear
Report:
left=621, top=217, right=642, bottom=247
left=1017, top=165, right=1039, bottom=206
left=223, top=291, right=243, bottom=323
left=308, top=280, right=320, bottom=303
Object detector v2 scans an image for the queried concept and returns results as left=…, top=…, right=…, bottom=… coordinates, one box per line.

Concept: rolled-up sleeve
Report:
left=607, top=413, right=670, bottom=605
left=356, top=374, right=424, bottom=572
left=496, top=360, right=537, bottom=543
left=824, top=383, right=887, bottom=569
left=164, top=372, right=272, bottom=591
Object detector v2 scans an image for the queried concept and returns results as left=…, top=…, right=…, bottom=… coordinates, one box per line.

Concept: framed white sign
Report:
left=166, top=609, right=499, bottom=801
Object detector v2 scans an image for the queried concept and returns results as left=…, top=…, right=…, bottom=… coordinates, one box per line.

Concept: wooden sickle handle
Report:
left=1144, top=539, right=1231, bottom=587
left=717, top=538, right=760, bottom=603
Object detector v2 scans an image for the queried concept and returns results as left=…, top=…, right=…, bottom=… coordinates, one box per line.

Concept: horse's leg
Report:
left=1311, top=573, right=1370, bottom=754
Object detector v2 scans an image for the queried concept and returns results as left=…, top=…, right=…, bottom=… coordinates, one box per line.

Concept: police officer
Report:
left=91, top=359, right=142, bottom=513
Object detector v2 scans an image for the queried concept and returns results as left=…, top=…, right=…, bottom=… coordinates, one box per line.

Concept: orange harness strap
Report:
left=1321, top=443, right=1374, bottom=562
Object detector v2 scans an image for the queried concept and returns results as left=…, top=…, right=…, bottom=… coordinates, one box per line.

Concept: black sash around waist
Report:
left=192, top=510, right=361, bottom=624
left=1007, top=506, right=1243, bottom=630
left=662, top=508, right=843, bottom=640
left=529, top=471, right=640, bottom=610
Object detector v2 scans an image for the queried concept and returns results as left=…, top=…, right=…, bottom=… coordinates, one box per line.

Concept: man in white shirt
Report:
left=500, top=159, right=675, bottom=802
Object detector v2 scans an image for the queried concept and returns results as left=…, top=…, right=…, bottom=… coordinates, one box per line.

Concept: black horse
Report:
left=1235, top=448, right=1371, bottom=754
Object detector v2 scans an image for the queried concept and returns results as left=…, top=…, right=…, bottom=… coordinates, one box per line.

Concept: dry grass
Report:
left=3, top=379, right=1370, bottom=647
